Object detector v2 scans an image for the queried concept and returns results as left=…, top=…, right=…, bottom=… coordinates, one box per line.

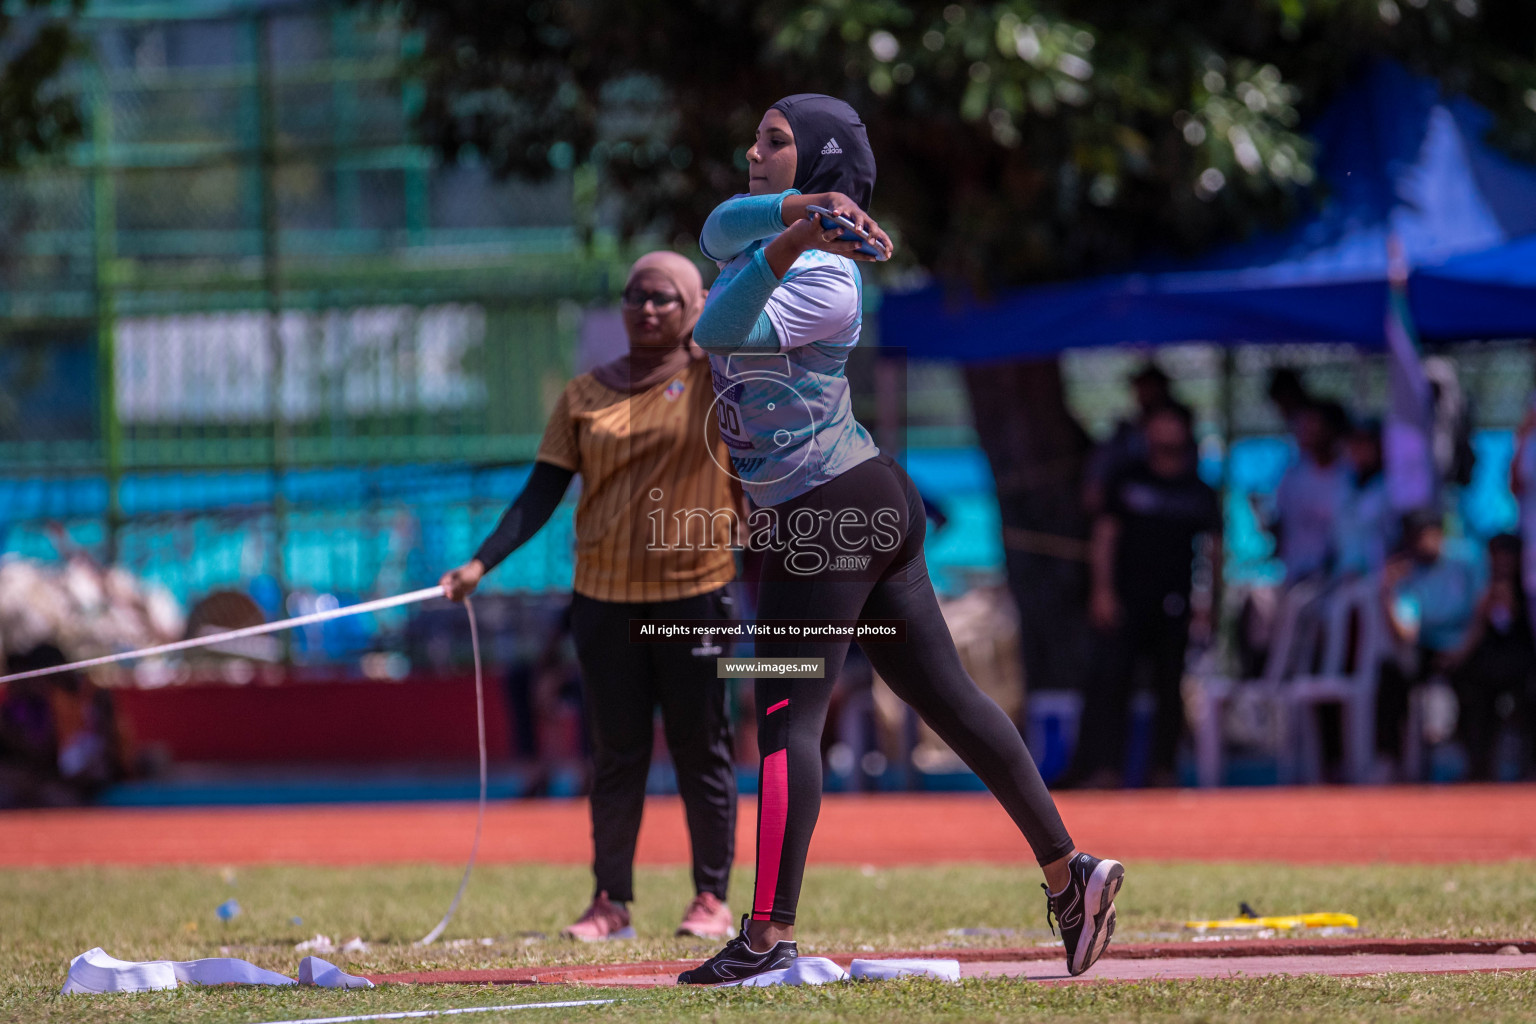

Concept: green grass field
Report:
left=5, top=861, right=1534, bottom=1024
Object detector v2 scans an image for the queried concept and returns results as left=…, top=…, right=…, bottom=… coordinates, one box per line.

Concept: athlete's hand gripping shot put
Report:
left=441, top=251, right=742, bottom=944
left=678, top=94, right=1123, bottom=984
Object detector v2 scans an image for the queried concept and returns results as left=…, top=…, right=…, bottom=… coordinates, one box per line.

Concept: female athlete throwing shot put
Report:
left=678, top=94, right=1123, bottom=984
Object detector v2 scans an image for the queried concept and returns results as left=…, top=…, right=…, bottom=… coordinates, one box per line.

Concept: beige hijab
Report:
left=591, top=251, right=708, bottom=394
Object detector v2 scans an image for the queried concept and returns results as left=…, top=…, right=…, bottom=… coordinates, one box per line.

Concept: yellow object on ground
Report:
left=1184, top=912, right=1359, bottom=931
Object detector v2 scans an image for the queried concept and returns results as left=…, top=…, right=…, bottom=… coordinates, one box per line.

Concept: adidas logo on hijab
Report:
left=769, top=94, right=875, bottom=210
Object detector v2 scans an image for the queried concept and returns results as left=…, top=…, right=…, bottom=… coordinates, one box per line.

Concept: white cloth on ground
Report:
left=61, top=947, right=373, bottom=994
left=713, top=956, right=961, bottom=987
left=297, top=955, right=376, bottom=990
left=849, top=958, right=961, bottom=982
left=715, top=956, right=849, bottom=987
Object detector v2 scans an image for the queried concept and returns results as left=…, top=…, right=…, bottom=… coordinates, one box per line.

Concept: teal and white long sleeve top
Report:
left=694, top=191, right=878, bottom=508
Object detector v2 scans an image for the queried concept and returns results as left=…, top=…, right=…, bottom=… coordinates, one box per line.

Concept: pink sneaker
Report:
left=561, top=891, right=635, bottom=942
left=675, top=891, right=733, bottom=939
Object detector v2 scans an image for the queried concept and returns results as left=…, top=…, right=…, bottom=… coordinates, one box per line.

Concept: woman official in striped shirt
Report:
left=441, top=251, right=741, bottom=942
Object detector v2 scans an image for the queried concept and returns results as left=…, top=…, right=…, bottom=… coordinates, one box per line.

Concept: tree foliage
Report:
left=391, top=0, right=1536, bottom=289
left=0, top=1, right=83, bottom=169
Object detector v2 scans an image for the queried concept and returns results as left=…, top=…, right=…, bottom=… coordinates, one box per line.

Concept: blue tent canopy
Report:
left=880, top=62, right=1536, bottom=361
left=1414, top=234, right=1536, bottom=340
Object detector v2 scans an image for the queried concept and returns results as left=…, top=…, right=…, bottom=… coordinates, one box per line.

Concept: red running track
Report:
left=2, top=786, right=1533, bottom=867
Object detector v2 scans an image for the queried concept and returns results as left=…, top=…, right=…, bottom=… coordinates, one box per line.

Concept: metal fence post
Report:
left=255, top=11, right=291, bottom=652
left=92, top=73, right=123, bottom=564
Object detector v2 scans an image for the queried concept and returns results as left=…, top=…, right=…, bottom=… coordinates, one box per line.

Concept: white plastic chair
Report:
left=1190, top=578, right=1322, bottom=787
left=1285, top=574, right=1387, bottom=784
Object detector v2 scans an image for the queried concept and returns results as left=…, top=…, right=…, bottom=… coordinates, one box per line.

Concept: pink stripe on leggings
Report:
left=752, top=748, right=789, bottom=921
left=766, top=698, right=789, bottom=715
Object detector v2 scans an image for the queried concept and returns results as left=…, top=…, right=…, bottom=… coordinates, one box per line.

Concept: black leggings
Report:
left=749, top=453, right=1073, bottom=924
left=570, top=588, right=737, bottom=903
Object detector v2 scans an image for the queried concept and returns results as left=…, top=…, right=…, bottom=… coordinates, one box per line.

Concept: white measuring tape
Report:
left=0, top=585, right=447, bottom=684
left=247, top=1000, right=616, bottom=1024
left=0, top=583, right=487, bottom=947
left=417, top=589, right=485, bottom=948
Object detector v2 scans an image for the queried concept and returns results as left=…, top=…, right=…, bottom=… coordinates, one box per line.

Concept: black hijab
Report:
left=769, top=93, right=876, bottom=210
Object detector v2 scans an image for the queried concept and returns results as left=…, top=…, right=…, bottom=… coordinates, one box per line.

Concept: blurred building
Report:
left=0, top=0, right=612, bottom=612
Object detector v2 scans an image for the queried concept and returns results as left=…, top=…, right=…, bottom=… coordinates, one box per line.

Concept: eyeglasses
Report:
left=621, top=288, right=682, bottom=310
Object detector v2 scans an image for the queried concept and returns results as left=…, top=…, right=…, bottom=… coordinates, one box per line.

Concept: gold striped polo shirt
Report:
left=537, top=355, right=739, bottom=603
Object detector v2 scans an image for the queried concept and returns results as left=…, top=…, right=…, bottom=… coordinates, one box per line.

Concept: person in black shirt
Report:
left=1083, top=362, right=1173, bottom=516
left=1067, top=403, right=1221, bottom=788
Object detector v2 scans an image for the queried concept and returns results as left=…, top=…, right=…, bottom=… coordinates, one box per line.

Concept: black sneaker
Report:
left=1042, top=852, right=1124, bottom=976
left=677, top=915, right=798, bottom=985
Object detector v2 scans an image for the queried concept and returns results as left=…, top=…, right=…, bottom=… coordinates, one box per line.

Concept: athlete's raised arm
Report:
left=700, top=189, right=892, bottom=265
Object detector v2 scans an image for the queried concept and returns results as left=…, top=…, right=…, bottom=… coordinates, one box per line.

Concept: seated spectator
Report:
left=1066, top=403, right=1221, bottom=789
left=1442, top=534, right=1534, bottom=781
left=1377, top=511, right=1480, bottom=776
left=0, top=644, right=124, bottom=808
left=1510, top=390, right=1536, bottom=634
left=0, top=671, right=59, bottom=809
left=1266, top=366, right=1313, bottom=436
left=1236, top=387, right=1334, bottom=676
left=1334, top=419, right=1394, bottom=579
left=1258, top=400, right=1351, bottom=582
left=1300, top=418, right=1394, bottom=779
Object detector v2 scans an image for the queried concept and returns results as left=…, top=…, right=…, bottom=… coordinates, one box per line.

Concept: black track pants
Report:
left=570, top=588, right=737, bottom=903
left=1074, top=605, right=1192, bottom=779
left=748, top=454, right=1074, bottom=924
